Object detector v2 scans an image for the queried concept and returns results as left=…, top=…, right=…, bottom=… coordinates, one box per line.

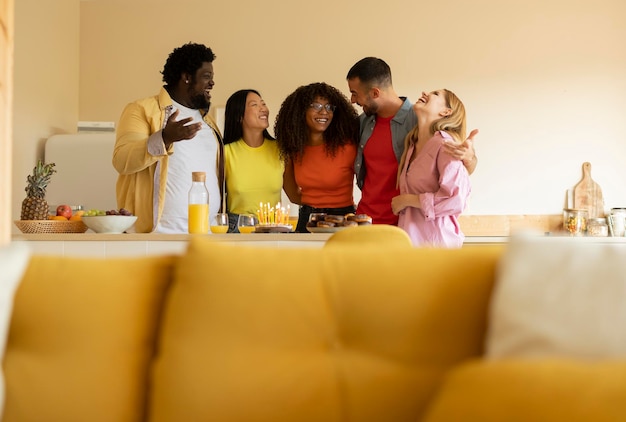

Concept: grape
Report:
left=85, top=208, right=133, bottom=217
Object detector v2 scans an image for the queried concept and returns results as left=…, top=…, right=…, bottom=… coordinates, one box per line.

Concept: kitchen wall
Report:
left=8, top=0, right=626, bottom=231
left=9, top=0, right=78, bottom=233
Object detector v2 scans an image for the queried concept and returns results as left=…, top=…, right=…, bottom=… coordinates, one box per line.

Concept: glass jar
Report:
left=587, top=217, right=608, bottom=237
left=563, top=208, right=588, bottom=236
left=609, top=208, right=626, bottom=237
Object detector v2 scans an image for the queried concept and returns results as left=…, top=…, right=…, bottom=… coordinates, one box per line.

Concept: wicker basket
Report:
left=14, top=220, right=88, bottom=234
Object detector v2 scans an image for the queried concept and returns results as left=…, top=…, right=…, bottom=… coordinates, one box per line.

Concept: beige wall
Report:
left=10, top=0, right=78, bottom=231
left=76, top=0, right=626, bottom=214
left=8, top=0, right=626, bottom=228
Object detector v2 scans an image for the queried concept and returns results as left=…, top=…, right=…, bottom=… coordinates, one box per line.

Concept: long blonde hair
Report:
left=397, top=89, right=467, bottom=183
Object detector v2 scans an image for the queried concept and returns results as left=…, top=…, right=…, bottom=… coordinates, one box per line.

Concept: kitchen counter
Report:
left=11, top=232, right=329, bottom=257
left=12, top=232, right=626, bottom=258
left=10, top=214, right=625, bottom=257
left=13, top=232, right=509, bottom=243
left=12, top=233, right=331, bottom=242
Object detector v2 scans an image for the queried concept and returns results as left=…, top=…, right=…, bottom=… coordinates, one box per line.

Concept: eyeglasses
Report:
left=309, top=103, right=336, bottom=113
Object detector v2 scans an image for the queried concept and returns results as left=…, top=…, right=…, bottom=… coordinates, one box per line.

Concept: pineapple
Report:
left=20, top=160, right=56, bottom=220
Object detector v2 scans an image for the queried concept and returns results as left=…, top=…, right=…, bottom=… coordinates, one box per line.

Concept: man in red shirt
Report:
left=346, top=57, right=478, bottom=225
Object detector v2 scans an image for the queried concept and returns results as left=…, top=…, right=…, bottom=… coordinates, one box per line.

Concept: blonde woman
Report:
left=391, top=89, right=471, bottom=247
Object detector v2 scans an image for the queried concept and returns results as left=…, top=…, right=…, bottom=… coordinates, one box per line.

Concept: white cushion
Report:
left=0, top=243, right=30, bottom=416
left=486, top=234, right=626, bottom=359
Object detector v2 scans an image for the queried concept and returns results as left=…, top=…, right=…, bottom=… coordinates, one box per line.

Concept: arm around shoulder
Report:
left=463, top=154, right=477, bottom=175
left=282, top=159, right=302, bottom=205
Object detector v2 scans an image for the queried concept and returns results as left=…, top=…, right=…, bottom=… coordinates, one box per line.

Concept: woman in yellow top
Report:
left=223, top=89, right=284, bottom=232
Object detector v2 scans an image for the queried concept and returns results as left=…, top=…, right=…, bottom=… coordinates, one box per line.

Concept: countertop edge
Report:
left=11, top=233, right=332, bottom=242
left=12, top=233, right=626, bottom=244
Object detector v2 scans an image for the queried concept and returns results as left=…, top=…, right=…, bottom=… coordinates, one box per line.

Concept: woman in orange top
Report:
left=274, top=82, right=359, bottom=232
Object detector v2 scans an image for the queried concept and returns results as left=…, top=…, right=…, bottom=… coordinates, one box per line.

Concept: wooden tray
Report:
left=14, top=220, right=88, bottom=234
left=254, top=224, right=293, bottom=233
left=306, top=226, right=348, bottom=234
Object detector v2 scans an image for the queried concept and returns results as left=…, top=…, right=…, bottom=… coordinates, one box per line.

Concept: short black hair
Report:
left=161, top=42, right=216, bottom=87
left=346, top=57, right=392, bottom=89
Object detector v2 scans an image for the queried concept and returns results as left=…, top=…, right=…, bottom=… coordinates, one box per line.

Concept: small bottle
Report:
left=188, top=172, right=209, bottom=234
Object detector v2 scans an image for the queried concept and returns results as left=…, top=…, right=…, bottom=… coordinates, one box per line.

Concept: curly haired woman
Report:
left=274, top=82, right=359, bottom=232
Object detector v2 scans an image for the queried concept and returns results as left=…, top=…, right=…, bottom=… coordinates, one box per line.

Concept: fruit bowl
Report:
left=81, top=215, right=137, bottom=234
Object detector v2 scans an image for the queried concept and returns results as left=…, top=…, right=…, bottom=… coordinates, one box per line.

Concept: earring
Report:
left=185, top=80, right=189, bottom=84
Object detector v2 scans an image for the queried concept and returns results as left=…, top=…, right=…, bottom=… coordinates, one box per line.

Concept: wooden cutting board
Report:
left=573, top=162, right=605, bottom=218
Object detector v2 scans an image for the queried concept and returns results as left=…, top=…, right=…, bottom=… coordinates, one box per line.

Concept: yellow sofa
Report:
left=2, top=236, right=625, bottom=422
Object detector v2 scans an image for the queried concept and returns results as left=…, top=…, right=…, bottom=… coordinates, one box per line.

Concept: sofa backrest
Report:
left=324, top=224, right=413, bottom=248
left=148, top=238, right=503, bottom=422
left=3, top=254, right=176, bottom=422
left=3, top=238, right=503, bottom=422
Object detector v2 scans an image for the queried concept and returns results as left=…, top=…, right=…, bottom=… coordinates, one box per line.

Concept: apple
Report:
left=56, top=204, right=72, bottom=219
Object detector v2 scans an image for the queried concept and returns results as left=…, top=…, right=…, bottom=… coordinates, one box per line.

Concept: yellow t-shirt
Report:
left=224, top=138, right=284, bottom=214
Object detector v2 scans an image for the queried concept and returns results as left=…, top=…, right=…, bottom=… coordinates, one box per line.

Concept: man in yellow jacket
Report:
left=113, top=42, right=224, bottom=233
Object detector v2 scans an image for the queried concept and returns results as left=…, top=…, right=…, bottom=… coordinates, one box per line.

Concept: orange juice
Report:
left=238, top=226, right=256, bottom=234
left=188, top=203, right=208, bottom=234
left=210, top=225, right=228, bottom=234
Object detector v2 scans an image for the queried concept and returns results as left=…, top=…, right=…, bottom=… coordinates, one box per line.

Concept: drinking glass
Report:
left=210, top=212, right=229, bottom=234
left=237, top=213, right=258, bottom=234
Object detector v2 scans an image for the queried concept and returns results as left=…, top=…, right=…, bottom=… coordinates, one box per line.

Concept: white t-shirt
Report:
left=154, top=101, right=221, bottom=233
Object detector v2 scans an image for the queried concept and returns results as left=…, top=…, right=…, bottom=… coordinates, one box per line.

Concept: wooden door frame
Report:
left=0, top=0, right=13, bottom=245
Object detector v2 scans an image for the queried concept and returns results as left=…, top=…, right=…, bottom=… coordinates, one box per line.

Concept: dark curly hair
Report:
left=161, top=43, right=216, bottom=87
left=274, top=82, right=358, bottom=162
left=223, top=89, right=275, bottom=145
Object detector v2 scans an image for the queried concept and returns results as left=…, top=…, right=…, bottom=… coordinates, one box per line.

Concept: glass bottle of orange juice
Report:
left=188, top=172, right=209, bottom=234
